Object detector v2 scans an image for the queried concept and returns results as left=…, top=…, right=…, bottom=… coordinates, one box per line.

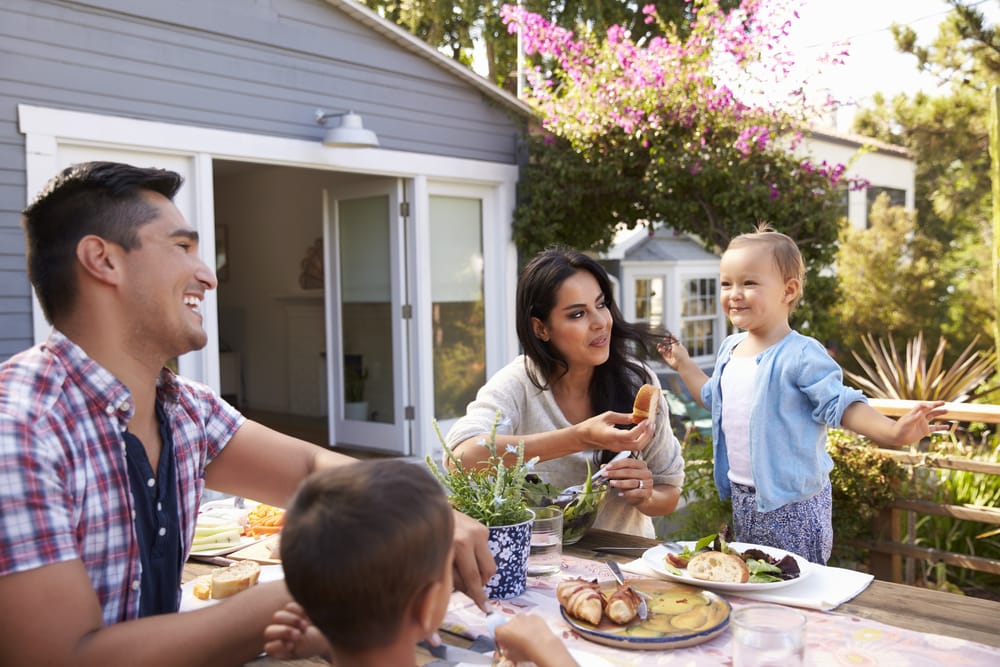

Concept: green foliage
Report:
left=425, top=410, right=535, bottom=526
left=664, top=429, right=732, bottom=541
left=431, top=300, right=486, bottom=420
left=358, top=2, right=739, bottom=93
left=903, top=433, right=1000, bottom=594
left=832, top=195, right=992, bottom=357
left=851, top=1, right=998, bottom=354
left=826, top=429, right=908, bottom=566
left=844, top=331, right=998, bottom=403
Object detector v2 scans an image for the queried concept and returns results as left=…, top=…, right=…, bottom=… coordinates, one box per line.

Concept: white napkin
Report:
left=621, top=558, right=874, bottom=611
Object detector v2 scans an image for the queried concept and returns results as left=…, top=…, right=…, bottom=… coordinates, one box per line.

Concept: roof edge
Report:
left=806, top=126, right=911, bottom=158
left=325, top=0, right=534, bottom=118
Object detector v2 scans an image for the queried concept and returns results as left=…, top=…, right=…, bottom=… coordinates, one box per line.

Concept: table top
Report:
left=573, top=530, right=1000, bottom=649
left=183, top=527, right=1000, bottom=665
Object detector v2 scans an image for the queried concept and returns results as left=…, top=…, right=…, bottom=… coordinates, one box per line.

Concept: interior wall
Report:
left=213, top=165, right=328, bottom=413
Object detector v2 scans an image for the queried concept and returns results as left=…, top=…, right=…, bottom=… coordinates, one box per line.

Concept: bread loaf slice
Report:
left=686, top=551, right=749, bottom=583
left=209, top=560, right=262, bottom=599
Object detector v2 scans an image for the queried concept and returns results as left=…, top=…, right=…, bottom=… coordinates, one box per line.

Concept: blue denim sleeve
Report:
left=796, top=337, right=866, bottom=426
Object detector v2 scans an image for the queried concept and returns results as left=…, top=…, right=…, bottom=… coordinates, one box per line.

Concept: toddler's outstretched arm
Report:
left=841, top=400, right=950, bottom=447
left=494, top=613, right=578, bottom=667
left=657, top=335, right=710, bottom=409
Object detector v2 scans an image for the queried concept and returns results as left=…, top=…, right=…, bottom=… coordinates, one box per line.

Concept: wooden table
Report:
left=573, top=530, right=1000, bottom=649
left=184, top=527, right=1000, bottom=665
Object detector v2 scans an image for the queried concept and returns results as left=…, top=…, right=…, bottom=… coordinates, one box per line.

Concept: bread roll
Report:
left=556, top=578, right=604, bottom=625
left=604, top=583, right=641, bottom=624
left=686, top=551, right=749, bottom=584
left=631, top=384, right=660, bottom=425
left=209, top=560, right=262, bottom=599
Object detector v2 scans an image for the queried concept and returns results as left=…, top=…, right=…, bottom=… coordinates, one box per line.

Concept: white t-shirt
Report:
left=721, top=355, right=756, bottom=487
left=445, top=356, right=685, bottom=538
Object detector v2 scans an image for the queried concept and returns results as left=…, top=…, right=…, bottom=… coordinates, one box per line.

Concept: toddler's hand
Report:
left=657, top=334, right=688, bottom=370
left=494, top=613, right=578, bottom=666
left=262, top=602, right=331, bottom=661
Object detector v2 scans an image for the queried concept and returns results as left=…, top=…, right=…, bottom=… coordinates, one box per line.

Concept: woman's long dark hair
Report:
left=515, top=247, right=663, bottom=465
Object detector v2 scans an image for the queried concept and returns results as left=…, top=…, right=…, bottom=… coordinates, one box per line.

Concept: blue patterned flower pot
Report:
left=484, top=513, right=534, bottom=600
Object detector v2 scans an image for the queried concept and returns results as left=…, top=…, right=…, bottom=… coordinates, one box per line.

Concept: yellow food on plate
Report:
left=246, top=503, right=285, bottom=535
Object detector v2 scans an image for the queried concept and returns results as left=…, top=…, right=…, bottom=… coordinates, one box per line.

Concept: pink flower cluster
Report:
left=501, top=0, right=851, bottom=190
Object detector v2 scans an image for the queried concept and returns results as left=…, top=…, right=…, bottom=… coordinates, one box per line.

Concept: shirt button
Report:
left=157, top=502, right=162, bottom=512
left=131, top=510, right=136, bottom=520
left=147, top=478, right=155, bottom=488
left=119, top=401, right=131, bottom=412
left=105, top=404, right=115, bottom=415
left=158, top=527, right=166, bottom=537
left=132, top=579, right=140, bottom=591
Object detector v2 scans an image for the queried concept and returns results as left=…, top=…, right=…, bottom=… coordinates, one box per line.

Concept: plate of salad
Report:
left=641, top=534, right=813, bottom=592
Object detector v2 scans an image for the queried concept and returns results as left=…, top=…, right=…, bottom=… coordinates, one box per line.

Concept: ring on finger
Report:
left=638, top=479, right=644, bottom=490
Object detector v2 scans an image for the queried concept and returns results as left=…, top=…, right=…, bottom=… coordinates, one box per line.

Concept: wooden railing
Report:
left=864, top=399, right=1000, bottom=586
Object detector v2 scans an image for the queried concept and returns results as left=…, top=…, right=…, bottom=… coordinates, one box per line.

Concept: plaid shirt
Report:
left=0, top=330, right=244, bottom=624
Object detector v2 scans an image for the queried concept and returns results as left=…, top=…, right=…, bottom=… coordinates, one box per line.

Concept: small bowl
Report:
left=523, top=483, right=609, bottom=545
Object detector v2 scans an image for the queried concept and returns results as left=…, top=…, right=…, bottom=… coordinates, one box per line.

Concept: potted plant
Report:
left=426, top=410, right=537, bottom=599
left=344, top=361, right=368, bottom=421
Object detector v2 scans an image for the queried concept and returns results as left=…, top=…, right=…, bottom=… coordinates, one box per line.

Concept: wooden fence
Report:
left=864, top=400, right=1000, bottom=585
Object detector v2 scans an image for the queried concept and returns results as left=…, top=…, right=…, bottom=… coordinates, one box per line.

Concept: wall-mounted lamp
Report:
left=315, top=109, right=379, bottom=148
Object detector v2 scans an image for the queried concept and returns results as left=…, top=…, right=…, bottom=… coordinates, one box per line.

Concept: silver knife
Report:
left=418, top=639, right=494, bottom=664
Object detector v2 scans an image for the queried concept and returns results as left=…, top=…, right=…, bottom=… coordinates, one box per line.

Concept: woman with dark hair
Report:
left=445, top=247, right=684, bottom=537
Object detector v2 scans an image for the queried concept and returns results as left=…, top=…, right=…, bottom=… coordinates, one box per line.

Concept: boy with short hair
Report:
left=269, top=459, right=577, bottom=666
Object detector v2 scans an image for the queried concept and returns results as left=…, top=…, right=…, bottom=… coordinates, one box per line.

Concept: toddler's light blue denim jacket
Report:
left=701, top=330, right=866, bottom=512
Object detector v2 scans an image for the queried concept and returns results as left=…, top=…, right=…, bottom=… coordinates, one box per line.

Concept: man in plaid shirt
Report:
left=0, top=162, right=494, bottom=666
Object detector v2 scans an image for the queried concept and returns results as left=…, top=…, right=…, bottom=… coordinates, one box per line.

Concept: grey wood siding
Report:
left=0, top=0, right=527, bottom=360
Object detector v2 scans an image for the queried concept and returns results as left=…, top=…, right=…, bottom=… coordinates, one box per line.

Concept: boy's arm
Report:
left=840, top=400, right=949, bottom=448
left=657, top=339, right=710, bottom=408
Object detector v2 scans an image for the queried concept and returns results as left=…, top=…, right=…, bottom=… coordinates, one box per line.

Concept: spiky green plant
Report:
left=845, top=332, right=998, bottom=403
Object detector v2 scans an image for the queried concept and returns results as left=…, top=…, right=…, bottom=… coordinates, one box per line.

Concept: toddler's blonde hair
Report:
left=726, top=222, right=805, bottom=309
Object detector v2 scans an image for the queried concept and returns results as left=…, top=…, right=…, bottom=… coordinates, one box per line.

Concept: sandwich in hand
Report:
left=631, top=383, right=659, bottom=425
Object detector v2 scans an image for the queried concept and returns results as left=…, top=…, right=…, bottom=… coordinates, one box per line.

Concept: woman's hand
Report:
left=598, top=455, right=655, bottom=507
left=576, top=411, right=655, bottom=453
left=263, top=602, right=331, bottom=661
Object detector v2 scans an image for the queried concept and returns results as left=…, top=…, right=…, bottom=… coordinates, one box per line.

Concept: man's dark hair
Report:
left=22, top=161, right=183, bottom=323
left=280, top=459, right=454, bottom=654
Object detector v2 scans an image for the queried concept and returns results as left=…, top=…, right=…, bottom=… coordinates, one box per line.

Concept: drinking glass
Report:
left=527, top=506, right=562, bottom=576
left=731, top=604, right=806, bottom=667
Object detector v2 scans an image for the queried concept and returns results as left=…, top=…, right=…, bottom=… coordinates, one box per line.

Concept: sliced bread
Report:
left=209, top=560, right=262, bottom=599
left=686, top=550, right=749, bottom=583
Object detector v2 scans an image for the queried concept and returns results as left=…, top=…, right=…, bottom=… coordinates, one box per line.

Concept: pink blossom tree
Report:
left=503, top=0, right=864, bottom=336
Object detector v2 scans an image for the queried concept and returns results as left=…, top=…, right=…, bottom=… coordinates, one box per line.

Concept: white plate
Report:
left=188, top=534, right=269, bottom=558
left=179, top=564, right=284, bottom=611
left=641, top=541, right=813, bottom=592
left=189, top=498, right=266, bottom=557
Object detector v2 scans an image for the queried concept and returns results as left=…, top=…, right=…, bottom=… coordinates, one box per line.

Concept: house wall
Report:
left=799, top=134, right=915, bottom=230
left=0, top=0, right=525, bottom=361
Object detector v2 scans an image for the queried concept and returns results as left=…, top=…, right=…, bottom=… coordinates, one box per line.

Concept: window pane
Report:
left=680, top=277, right=717, bottom=357
left=429, top=196, right=485, bottom=420
left=339, top=195, right=393, bottom=423
left=634, top=277, right=663, bottom=328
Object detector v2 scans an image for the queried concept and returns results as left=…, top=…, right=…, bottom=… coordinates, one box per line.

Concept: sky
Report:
left=785, top=0, right=1000, bottom=130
